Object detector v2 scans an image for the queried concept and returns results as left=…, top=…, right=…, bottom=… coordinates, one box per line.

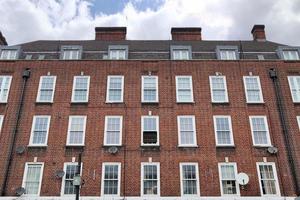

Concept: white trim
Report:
left=141, top=75, right=159, bottom=103
left=60, top=162, right=83, bottom=196
left=213, top=115, right=234, bottom=147
left=28, top=115, right=51, bottom=147
left=179, top=162, right=200, bottom=196
left=297, top=116, right=300, bottom=130
left=141, top=115, right=159, bottom=146
left=0, top=115, right=4, bottom=133
left=249, top=116, right=272, bottom=147
left=71, top=76, right=90, bottom=103
left=101, top=162, right=121, bottom=197
left=36, top=76, right=56, bottom=103
left=0, top=76, right=12, bottom=103
left=22, top=162, right=44, bottom=196
left=256, top=162, right=281, bottom=196
left=209, top=76, right=229, bottom=103
left=175, top=76, right=194, bottom=103
left=288, top=76, right=300, bottom=103
left=177, top=115, right=197, bottom=147
left=106, top=75, right=124, bottom=103
left=243, top=76, right=264, bottom=103
left=218, top=162, right=240, bottom=196
left=103, top=116, right=123, bottom=146
left=141, top=162, right=160, bottom=197
left=66, top=115, right=87, bottom=146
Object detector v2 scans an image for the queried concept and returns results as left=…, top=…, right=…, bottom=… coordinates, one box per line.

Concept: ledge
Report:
left=140, top=145, right=160, bottom=151
left=35, top=102, right=53, bottom=105
left=70, top=102, right=89, bottom=105
left=27, top=145, right=48, bottom=148
left=65, top=145, right=85, bottom=149
left=178, top=145, right=199, bottom=149
left=211, top=102, right=230, bottom=105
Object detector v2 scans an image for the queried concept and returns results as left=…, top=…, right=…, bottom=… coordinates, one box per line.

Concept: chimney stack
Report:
left=251, top=25, right=266, bottom=41
left=171, top=27, right=202, bottom=41
left=0, top=31, right=7, bottom=45
left=95, top=27, right=127, bottom=41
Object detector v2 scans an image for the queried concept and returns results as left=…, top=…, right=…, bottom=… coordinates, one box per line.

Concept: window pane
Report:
left=179, top=117, right=195, bottom=145
left=24, top=164, right=42, bottom=195
left=143, top=77, right=157, bottom=102
left=143, top=165, right=158, bottom=195
left=289, top=77, right=300, bottom=102
left=106, top=117, right=121, bottom=145
left=182, top=165, right=197, bottom=195
left=245, top=77, right=262, bottom=102
left=103, top=164, right=119, bottom=195
left=73, top=77, right=89, bottom=102
left=39, top=77, right=55, bottom=101
left=108, top=77, right=123, bottom=102
left=283, top=50, right=299, bottom=60
left=32, top=117, right=49, bottom=145
left=68, top=117, right=85, bottom=145
left=0, top=76, right=11, bottom=102
left=259, top=164, right=278, bottom=195
left=251, top=117, right=269, bottom=145
left=0, top=50, right=17, bottom=59
left=177, top=77, right=192, bottom=102
left=63, top=50, right=79, bottom=59
left=143, top=118, right=157, bottom=131
left=64, top=165, right=77, bottom=195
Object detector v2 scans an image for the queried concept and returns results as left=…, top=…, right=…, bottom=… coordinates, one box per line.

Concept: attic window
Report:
left=60, top=45, right=82, bottom=60
left=277, top=46, right=300, bottom=60
left=170, top=46, right=192, bottom=60
left=108, top=45, right=128, bottom=60
left=0, top=46, right=20, bottom=60
left=216, top=46, right=239, bottom=60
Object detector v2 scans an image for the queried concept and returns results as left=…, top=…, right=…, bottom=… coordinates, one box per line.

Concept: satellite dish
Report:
left=236, top=173, right=249, bottom=185
left=15, top=187, right=26, bottom=196
left=16, top=146, right=25, bottom=154
left=267, top=146, right=278, bottom=154
left=108, top=146, right=118, bottom=154
left=55, top=170, right=65, bottom=178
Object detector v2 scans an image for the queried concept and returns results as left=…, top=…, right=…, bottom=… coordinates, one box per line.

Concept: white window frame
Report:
left=220, top=50, right=237, bottom=60
left=213, top=115, right=234, bottom=147
left=104, top=116, right=123, bottom=146
left=66, top=115, right=87, bottom=146
left=141, top=76, right=158, bottom=103
left=283, top=50, right=300, bottom=60
left=36, top=76, right=56, bottom=103
left=218, top=162, right=240, bottom=196
left=141, top=162, right=160, bottom=197
left=141, top=116, right=159, bottom=146
left=106, top=75, right=124, bottom=103
left=101, top=162, right=121, bottom=197
left=175, top=76, right=194, bottom=103
left=209, top=76, right=229, bottom=103
left=249, top=116, right=271, bottom=147
left=0, top=115, right=4, bottom=133
left=71, top=76, right=90, bottom=103
left=0, top=75, right=12, bottom=103
left=0, top=49, right=18, bottom=60
left=177, top=115, right=197, bottom=147
left=288, top=76, right=300, bottom=103
left=22, top=162, right=44, bottom=196
left=29, top=115, right=51, bottom=147
left=256, top=162, right=281, bottom=196
left=243, top=76, right=264, bottom=103
left=179, top=162, right=200, bottom=196
left=297, top=116, right=300, bottom=130
left=109, top=49, right=126, bottom=60
left=60, top=162, right=83, bottom=196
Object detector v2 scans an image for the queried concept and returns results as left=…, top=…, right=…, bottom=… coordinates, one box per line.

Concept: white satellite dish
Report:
left=236, top=173, right=249, bottom=185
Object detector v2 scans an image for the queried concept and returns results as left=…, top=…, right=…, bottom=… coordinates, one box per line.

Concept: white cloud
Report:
left=0, top=0, right=299, bottom=45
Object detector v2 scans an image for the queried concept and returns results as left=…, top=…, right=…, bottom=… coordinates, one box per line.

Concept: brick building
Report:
left=0, top=25, right=299, bottom=199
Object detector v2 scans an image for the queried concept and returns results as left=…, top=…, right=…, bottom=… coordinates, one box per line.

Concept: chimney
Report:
left=0, top=31, right=7, bottom=45
left=95, top=27, right=127, bottom=41
left=171, top=27, right=202, bottom=41
left=251, top=25, right=266, bottom=41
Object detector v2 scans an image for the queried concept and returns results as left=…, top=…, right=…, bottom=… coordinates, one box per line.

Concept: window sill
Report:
left=70, top=101, right=89, bottom=105
left=105, top=101, right=124, bottom=104
left=253, top=145, right=272, bottom=148
left=35, top=101, right=53, bottom=105
left=178, top=145, right=198, bottom=148
left=216, top=145, right=235, bottom=148
left=176, top=101, right=195, bottom=104
left=212, top=102, right=229, bottom=105
left=246, top=102, right=265, bottom=104
left=141, top=101, right=159, bottom=105
left=65, top=145, right=85, bottom=149
left=140, top=145, right=160, bottom=151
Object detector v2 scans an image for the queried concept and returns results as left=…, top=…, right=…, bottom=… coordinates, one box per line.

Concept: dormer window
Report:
left=171, top=46, right=191, bottom=60
left=277, top=46, right=300, bottom=60
left=60, top=46, right=82, bottom=60
left=108, top=45, right=128, bottom=60
left=0, top=46, right=20, bottom=60
left=216, top=46, right=239, bottom=60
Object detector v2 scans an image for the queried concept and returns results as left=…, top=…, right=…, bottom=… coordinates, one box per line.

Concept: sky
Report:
left=0, top=0, right=300, bottom=45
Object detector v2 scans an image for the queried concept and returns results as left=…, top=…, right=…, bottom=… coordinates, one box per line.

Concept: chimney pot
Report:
left=171, top=27, right=202, bottom=41
left=95, top=27, right=127, bottom=41
left=251, top=25, right=266, bottom=41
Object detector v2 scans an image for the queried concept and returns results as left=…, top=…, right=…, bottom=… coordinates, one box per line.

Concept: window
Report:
left=249, top=116, right=271, bottom=146
left=101, top=163, right=121, bottom=196
left=142, top=76, right=158, bottom=103
left=213, top=116, right=234, bottom=146
left=288, top=76, right=300, bottom=102
left=22, top=163, right=44, bottom=195
left=141, top=162, right=160, bottom=196
left=176, top=76, right=194, bottom=103
left=216, top=46, right=239, bottom=60
left=283, top=50, right=299, bottom=60
left=36, top=76, right=56, bottom=102
left=72, top=76, right=90, bottom=103
left=257, top=162, right=280, bottom=196
left=106, top=76, right=124, bottom=103
left=141, top=116, right=159, bottom=146
left=108, top=45, right=128, bottom=60
left=209, top=76, right=228, bottom=103
left=177, top=116, right=197, bottom=147
left=180, top=163, right=200, bottom=196
left=61, top=46, right=82, bottom=60
left=67, top=116, right=86, bottom=146
left=171, top=46, right=191, bottom=60
left=104, top=116, right=122, bottom=146
left=297, top=116, right=300, bottom=130
left=61, top=162, right=82, bottom=195
left=0, top=49, right=18, bottom=59
left=0, top=76, right=12, bottom=103
left=243, top=76, right=264, bottom=103
left=29, top=116, right=51, bottom=146
left=0, top=115, right=3, bottom=133
left=218, top=163, right=240, bottom=195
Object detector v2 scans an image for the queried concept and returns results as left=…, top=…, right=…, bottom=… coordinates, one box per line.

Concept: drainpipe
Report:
left=269, top=68, right=300, bottom=196
left=1, top=68, right=30, bottom=196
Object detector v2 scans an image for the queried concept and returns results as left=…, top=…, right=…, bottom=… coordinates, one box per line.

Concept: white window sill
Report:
left=216, top=145, right=235, bottom=147
left=246, top=101, right=265, bottom=104
left=28, top=144, right=48, bottom=147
